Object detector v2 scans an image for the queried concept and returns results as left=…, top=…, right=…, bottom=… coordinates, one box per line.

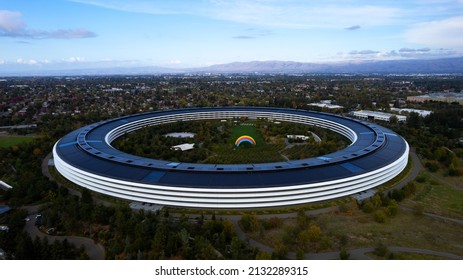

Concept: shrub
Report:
left=414, top=203, right=425, bottom=216
left=389, top=189, right=405, bottom=201
left=425, top=160, right=439, bottom=172
left=374, top=209, right=387, bottom=223
left=362, top=201, right=375, bottom=213
left=386, top=200, right=399, bottom=217
left=340, top=248, right=350, bottom=260
left=240, top=214, right=251, bottom=231
left=403, top=181, right=417, bottom=197
left=416, top=174, right=427, bottom=183
left=374, top=242, right=389, bottom=257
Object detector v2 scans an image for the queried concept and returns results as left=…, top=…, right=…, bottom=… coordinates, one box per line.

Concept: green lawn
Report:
left=204, top=122, right=285, bottom=164
left=403, top=180, right=463, bottom=219
left=231, top=123, right=264, bottom=147
left=247, top=209, right=463, bottom=257
left=0, top=136, right=35, bottom=148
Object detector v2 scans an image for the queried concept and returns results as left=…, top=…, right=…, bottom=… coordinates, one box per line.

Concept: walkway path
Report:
left=224, top=150, right=463, bottom=260
left=400, top=206, right=463, bottom=226
left=43, top=152, right=113, bottom=207
left=36, top=153, right=108, bottom=259
left=42, top=149, right=462, bottom=260
left=389, top=149, right=424, bottom=192
left=235, top=224, right=463, bottom=260
left=22, top=205, right=105, bottom=260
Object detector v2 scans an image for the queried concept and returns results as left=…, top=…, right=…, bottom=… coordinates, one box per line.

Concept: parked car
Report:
left=34, top=214, right=42, bottom=226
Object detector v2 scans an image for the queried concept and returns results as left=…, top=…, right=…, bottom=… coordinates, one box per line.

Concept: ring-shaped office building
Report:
left=53, top=107, right=409, bottom=208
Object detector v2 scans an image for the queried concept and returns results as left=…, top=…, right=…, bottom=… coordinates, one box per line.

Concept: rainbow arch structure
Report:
left=235, top=135, right=256, bottom=147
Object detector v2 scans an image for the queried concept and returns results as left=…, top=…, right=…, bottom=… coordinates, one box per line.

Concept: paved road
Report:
left=43, top=152, right=113, bottom=207
left=389, top=149, right=424, bottom=192
left=225, top=151, right=463, bottom=260
left=43, top=148, right=462, bottom=260
left=42, top=152, right=82, bottom=198
left=22, top=205, right=105, bottom=260
left=308, top=131, right=321, bottom=143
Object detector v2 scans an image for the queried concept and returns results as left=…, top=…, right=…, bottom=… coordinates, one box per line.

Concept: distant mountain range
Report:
left=194, top=57, right=463, bottom=74
left=2, top=57, right=463, bottom=76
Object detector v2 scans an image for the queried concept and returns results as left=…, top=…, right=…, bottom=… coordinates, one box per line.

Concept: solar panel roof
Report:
left=55, top=107, right=409, bottom=189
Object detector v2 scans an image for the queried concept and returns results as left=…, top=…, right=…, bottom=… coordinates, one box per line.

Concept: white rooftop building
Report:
left=308, top=102, right=344, bottom=109
left=351, top=110, right=407, bottom=122
left=287, top=135, right=310, bottom=141
left=390, top=108, right=432, bottom=117
left=0, top=180, right=12, bottom=190
left=171, top=143, right=195, bottom=151
left=164, top=132, right=195, bottom=138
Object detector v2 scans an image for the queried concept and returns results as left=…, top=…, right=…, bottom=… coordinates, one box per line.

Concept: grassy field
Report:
left=231, top=123, right=264, bottom=147
left=0, top=135, right=35, bottom=148
left=247, top=208, right=463, bottom=257
left=205, top=122, right=286, bottom=164
left=401, top=173, right=463, bottom=219
left=244, top=164, right=463, bottom=258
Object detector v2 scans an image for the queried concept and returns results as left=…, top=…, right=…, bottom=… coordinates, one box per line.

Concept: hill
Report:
left=195, top=57, right=463, bottom=74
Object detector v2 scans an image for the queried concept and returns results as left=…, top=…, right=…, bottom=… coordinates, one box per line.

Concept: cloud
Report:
left=0, top=10, right=96, bottom=39
left=15, top=58, right=39, bottom=65
left=349, top=50, right=380, bottom=55
left=233, top=35, right=256, bottom=39
left=405, top=16, right=463, bottom=48
left=233, top=28, right=272, bottom=40
left=206, top=2, right=403, bottom=29
left=345, top=47, right=462, bottom=60
left=70, top=0, right=403, bottom=29
left=345, top=25, right=361, bottom=30
left=64, top=57, right=86, bottom=63
left=39, top=28, right=97, bottom=39
left=0, top=10, right=25, bottom=32
left=399, top=48, right=431, bottom=53
left=15, top=40, right=33, bottom=44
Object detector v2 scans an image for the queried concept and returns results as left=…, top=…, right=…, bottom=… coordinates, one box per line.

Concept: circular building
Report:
left=53, top=107, right=409, bottom=208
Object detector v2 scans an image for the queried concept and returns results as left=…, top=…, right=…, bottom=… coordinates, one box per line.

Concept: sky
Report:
left=1, top=0, right=463, bottom=72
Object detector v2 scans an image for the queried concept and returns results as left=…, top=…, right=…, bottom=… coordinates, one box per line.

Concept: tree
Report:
left=272, top=239, right=288, bottom=259
left=230, top=237, right=242, bottom=259
left=296, top=210, right=308, bottom=229
left=407, top=112, right=423, bottom=129
left=80, top=188, right=93, bottom=204
left=389, top=115, right=398, bottom=124
left=255, top=250, right=272, bottom=260
left=340, top=248, right=350, bottom=260
left=371, top=194, right=383, bottom=209
left=152, top=222, right=169, bottom=254
left=374, top=209, right=387, bottom=223
left=362, top=201, right=375, bottom=213
left=240, top=213, right=260, bottom=232
left=374, top=242, right=389, bottom=258
left=296, top=248, right=305, bottom=260
left=298, top=224, right=322, bottom=246
left=386, top=200, right=399, bottom=217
